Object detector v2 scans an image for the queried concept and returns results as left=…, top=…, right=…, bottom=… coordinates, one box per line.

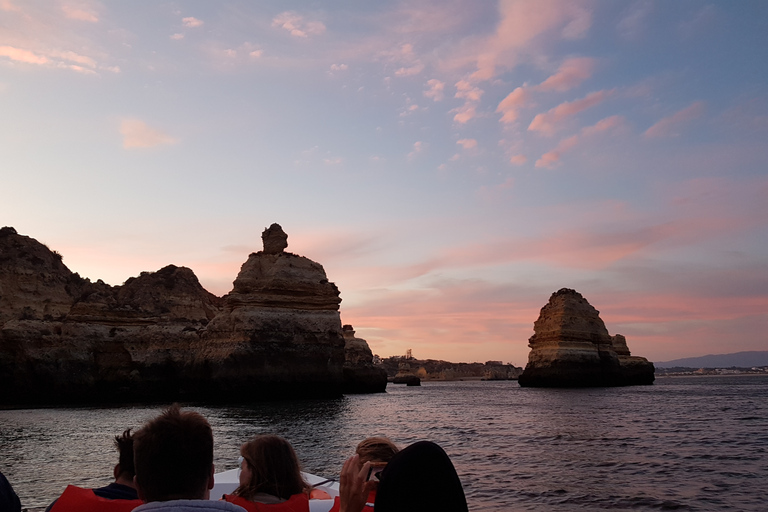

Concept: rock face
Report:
left=340, top=325, right=388, bottom=393
left=518, top=288, right=654, bottom=387
left=0, top=225, right=386, bottom=405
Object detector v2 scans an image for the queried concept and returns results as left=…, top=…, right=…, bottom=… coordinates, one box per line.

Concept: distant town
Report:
left=654, top=366, right=768, bottom=376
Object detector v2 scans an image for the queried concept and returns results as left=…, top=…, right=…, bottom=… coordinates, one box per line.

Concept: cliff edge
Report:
left=0, top=225, right=386, bottom=405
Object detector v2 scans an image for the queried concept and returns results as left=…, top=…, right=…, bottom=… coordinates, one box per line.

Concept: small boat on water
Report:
left=211, top=468, right=340, bottom=512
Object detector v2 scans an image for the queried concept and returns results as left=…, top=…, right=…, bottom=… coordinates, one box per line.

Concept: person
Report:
left=0, top=471, right=22, bottom=512
left=223, top=435, right=312, bottom=512
left=328, top=437, right=399, bottom=512
left=47, top=429, right=143, bottom=512
left=339, top=441, right=468, bottom=512
left=131, top=404, right=245, bottom=512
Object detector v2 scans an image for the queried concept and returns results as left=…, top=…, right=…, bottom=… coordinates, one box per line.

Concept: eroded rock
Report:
left=0, top=225, right=386, bottom=405
left=518, top=288, right=654, bottom=387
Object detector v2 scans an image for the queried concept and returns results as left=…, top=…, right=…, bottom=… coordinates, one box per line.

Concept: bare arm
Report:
left=339, top=455, right=375, bottom=512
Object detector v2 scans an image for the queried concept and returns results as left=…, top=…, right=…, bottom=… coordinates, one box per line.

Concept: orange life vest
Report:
left=50, top=485, right=142, bottom=512
left=327, top=490, right=375, bottom=512
left=223, top=493, right=310, bottom=512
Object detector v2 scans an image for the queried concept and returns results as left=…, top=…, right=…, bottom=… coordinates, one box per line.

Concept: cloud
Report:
left=618, top=0, right=653, bottom=40
left=0, top=0, right=20, bottom=12
left=457, top=139, right=477, bottom=150
left=182, top=17, right=204, bottom=28
left=471, top=0, right=594, bottom=81
left=644, top=101, right=706, bottom=138
left=330, top=63, right=348, bottom=71
left=170, top=33, right=184, bottom=40
left=528, top=89, right=613, bottom=135
left=120, top=119, right=179, bottom=149
left=407, top=141, right=424, bottom=160
left=537, top=57, right=596, bottom=92
left=509, top=154, right=527, bottom=165
left=536, top=115, right=626, bottom=168
left=0, top=45, right=48, bottom=65
left=62, top=5, right=98, bottom=22
left=272, top=11, right=326, bottom=38
left=453, top=79, right=484, bottom=123
left=496, top=86, right=531, bottom=124
left=424, top=79, right=445, bottom=101
left=535, top=135, right=579, bottom=168
left=452, top=104, right=477, bottom=124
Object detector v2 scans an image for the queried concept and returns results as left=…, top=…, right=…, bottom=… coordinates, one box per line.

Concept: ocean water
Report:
left=1, top=375, right=767, bottom=511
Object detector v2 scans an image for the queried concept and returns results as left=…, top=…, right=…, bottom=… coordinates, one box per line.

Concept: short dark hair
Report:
left=114, top=429, right=135, bottom=478
left=133, top=405, right=213, bottom=501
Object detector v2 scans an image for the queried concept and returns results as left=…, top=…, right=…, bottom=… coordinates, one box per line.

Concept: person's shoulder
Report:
left=135, top=500, right=247, bottom=512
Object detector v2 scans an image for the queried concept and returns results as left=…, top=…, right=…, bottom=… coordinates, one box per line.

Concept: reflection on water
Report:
left=2, top=376, right=767, bottom=511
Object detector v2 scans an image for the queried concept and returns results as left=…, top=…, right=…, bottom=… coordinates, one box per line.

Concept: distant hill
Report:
left=655, top=351, right=768, bottom=368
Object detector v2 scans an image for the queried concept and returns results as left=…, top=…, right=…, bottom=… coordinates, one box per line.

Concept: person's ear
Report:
left=208, top=464, right=215, bottom=490
left=113, top=464, right=121, bottom=480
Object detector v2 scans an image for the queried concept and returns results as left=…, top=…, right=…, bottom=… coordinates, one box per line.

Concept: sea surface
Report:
left=1, top=375, right=767, bottom=511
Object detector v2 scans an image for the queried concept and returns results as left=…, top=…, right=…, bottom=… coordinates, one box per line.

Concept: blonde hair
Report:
left=356, top=437, right=399, bottom=464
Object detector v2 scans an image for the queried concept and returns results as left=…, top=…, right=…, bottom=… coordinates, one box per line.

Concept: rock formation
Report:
left=518, top=288, right=654, bottom=387
left=340, top=325, right=388, bottom=392
left=0, top=225, right=386, bottom=405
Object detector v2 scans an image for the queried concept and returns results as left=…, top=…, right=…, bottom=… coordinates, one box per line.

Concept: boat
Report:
left=211, top=468, right=341, bottom=512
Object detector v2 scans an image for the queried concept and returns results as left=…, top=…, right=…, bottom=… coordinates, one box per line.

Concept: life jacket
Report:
left=223, top=493, right=310, bottom=512
left=327, top=490, right=375, bottom=512
left=50, top=485, right=142, bottom=512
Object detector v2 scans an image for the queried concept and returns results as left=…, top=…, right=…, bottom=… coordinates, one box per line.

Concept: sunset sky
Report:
left=2, top=1, right=767, bottom=366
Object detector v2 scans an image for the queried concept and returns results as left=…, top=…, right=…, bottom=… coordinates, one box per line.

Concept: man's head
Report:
left=133, top=405, right=214, bottom=502
left=113, top=429, right=136, bottom=486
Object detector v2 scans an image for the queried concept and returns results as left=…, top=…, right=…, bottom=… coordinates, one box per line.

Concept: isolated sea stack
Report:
left=0, top=225, right=386, bottom=405
left=518, top=288, right=654, bottom=387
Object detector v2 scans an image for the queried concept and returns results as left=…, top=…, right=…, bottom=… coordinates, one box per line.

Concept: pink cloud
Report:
left=509, top=154, right=527, bottom=165
left=272, top=11, right=326, bottom=38
left=457, top=139, right=477, bottom=150
left=528, top=89, right=613, bottom=135
left=535, top=135, right=578, bottom=168
left=452, top=104, right=477, bottom=124
left=62, top=5, right=98, bottom=22
left=0, top=45, right=48, bottom=65
left=536, top=115, right=626, bottom=168
left=120, top=119, right=179, bottom=149
left=496, top=86, right=531, bottom=124
left=423, top=79, right=445, bottom=101
left=471, top=0, right=594, bottom=81
left=182, top=17, right=204, bottom=28
left=537, top=57, right=596, bottom=92
left=0, top=0, right=20, bottom=12
left=644, top=101, right=706, bottom=138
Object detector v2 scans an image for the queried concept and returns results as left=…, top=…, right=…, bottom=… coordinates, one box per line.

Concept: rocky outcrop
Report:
left=0, top=225, right=386, bottom=405
left=340, top=325, right=388, bottom=393
left=518, top=288, right=654, bottom=387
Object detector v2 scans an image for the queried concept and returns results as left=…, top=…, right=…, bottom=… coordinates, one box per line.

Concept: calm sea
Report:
left=1, top=375, right=767, bottom=511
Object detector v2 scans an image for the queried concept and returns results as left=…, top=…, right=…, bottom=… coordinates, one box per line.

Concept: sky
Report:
left=1, top=1, right=767, bottom=367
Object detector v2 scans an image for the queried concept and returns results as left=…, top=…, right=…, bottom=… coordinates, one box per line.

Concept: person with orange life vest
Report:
left=223, top=435, right=326, bottom=512
left=48, top=429, right=143, bottom=512
left=328, top=437, right=399, bottom=512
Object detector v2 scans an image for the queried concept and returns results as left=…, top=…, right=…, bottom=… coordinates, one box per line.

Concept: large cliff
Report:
left=518, top=288, right=654, bottom=387
left=0, top=225, right=386, bottom=405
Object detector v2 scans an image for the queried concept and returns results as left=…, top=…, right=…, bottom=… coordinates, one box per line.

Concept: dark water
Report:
left=1, top=375, right=767, bottom=511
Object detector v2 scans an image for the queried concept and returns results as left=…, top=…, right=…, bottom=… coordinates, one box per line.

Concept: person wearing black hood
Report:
left=339, top=440, right=468, bottom=512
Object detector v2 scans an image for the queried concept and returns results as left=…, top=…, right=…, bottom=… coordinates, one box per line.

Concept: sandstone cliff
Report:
left=0, top=225, right=386, bottom=405
left=518, top=288, right=654, bottom=387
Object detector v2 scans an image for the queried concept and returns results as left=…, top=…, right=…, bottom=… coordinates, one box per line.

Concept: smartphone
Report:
left=366, top=462, right=387, bottom=482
